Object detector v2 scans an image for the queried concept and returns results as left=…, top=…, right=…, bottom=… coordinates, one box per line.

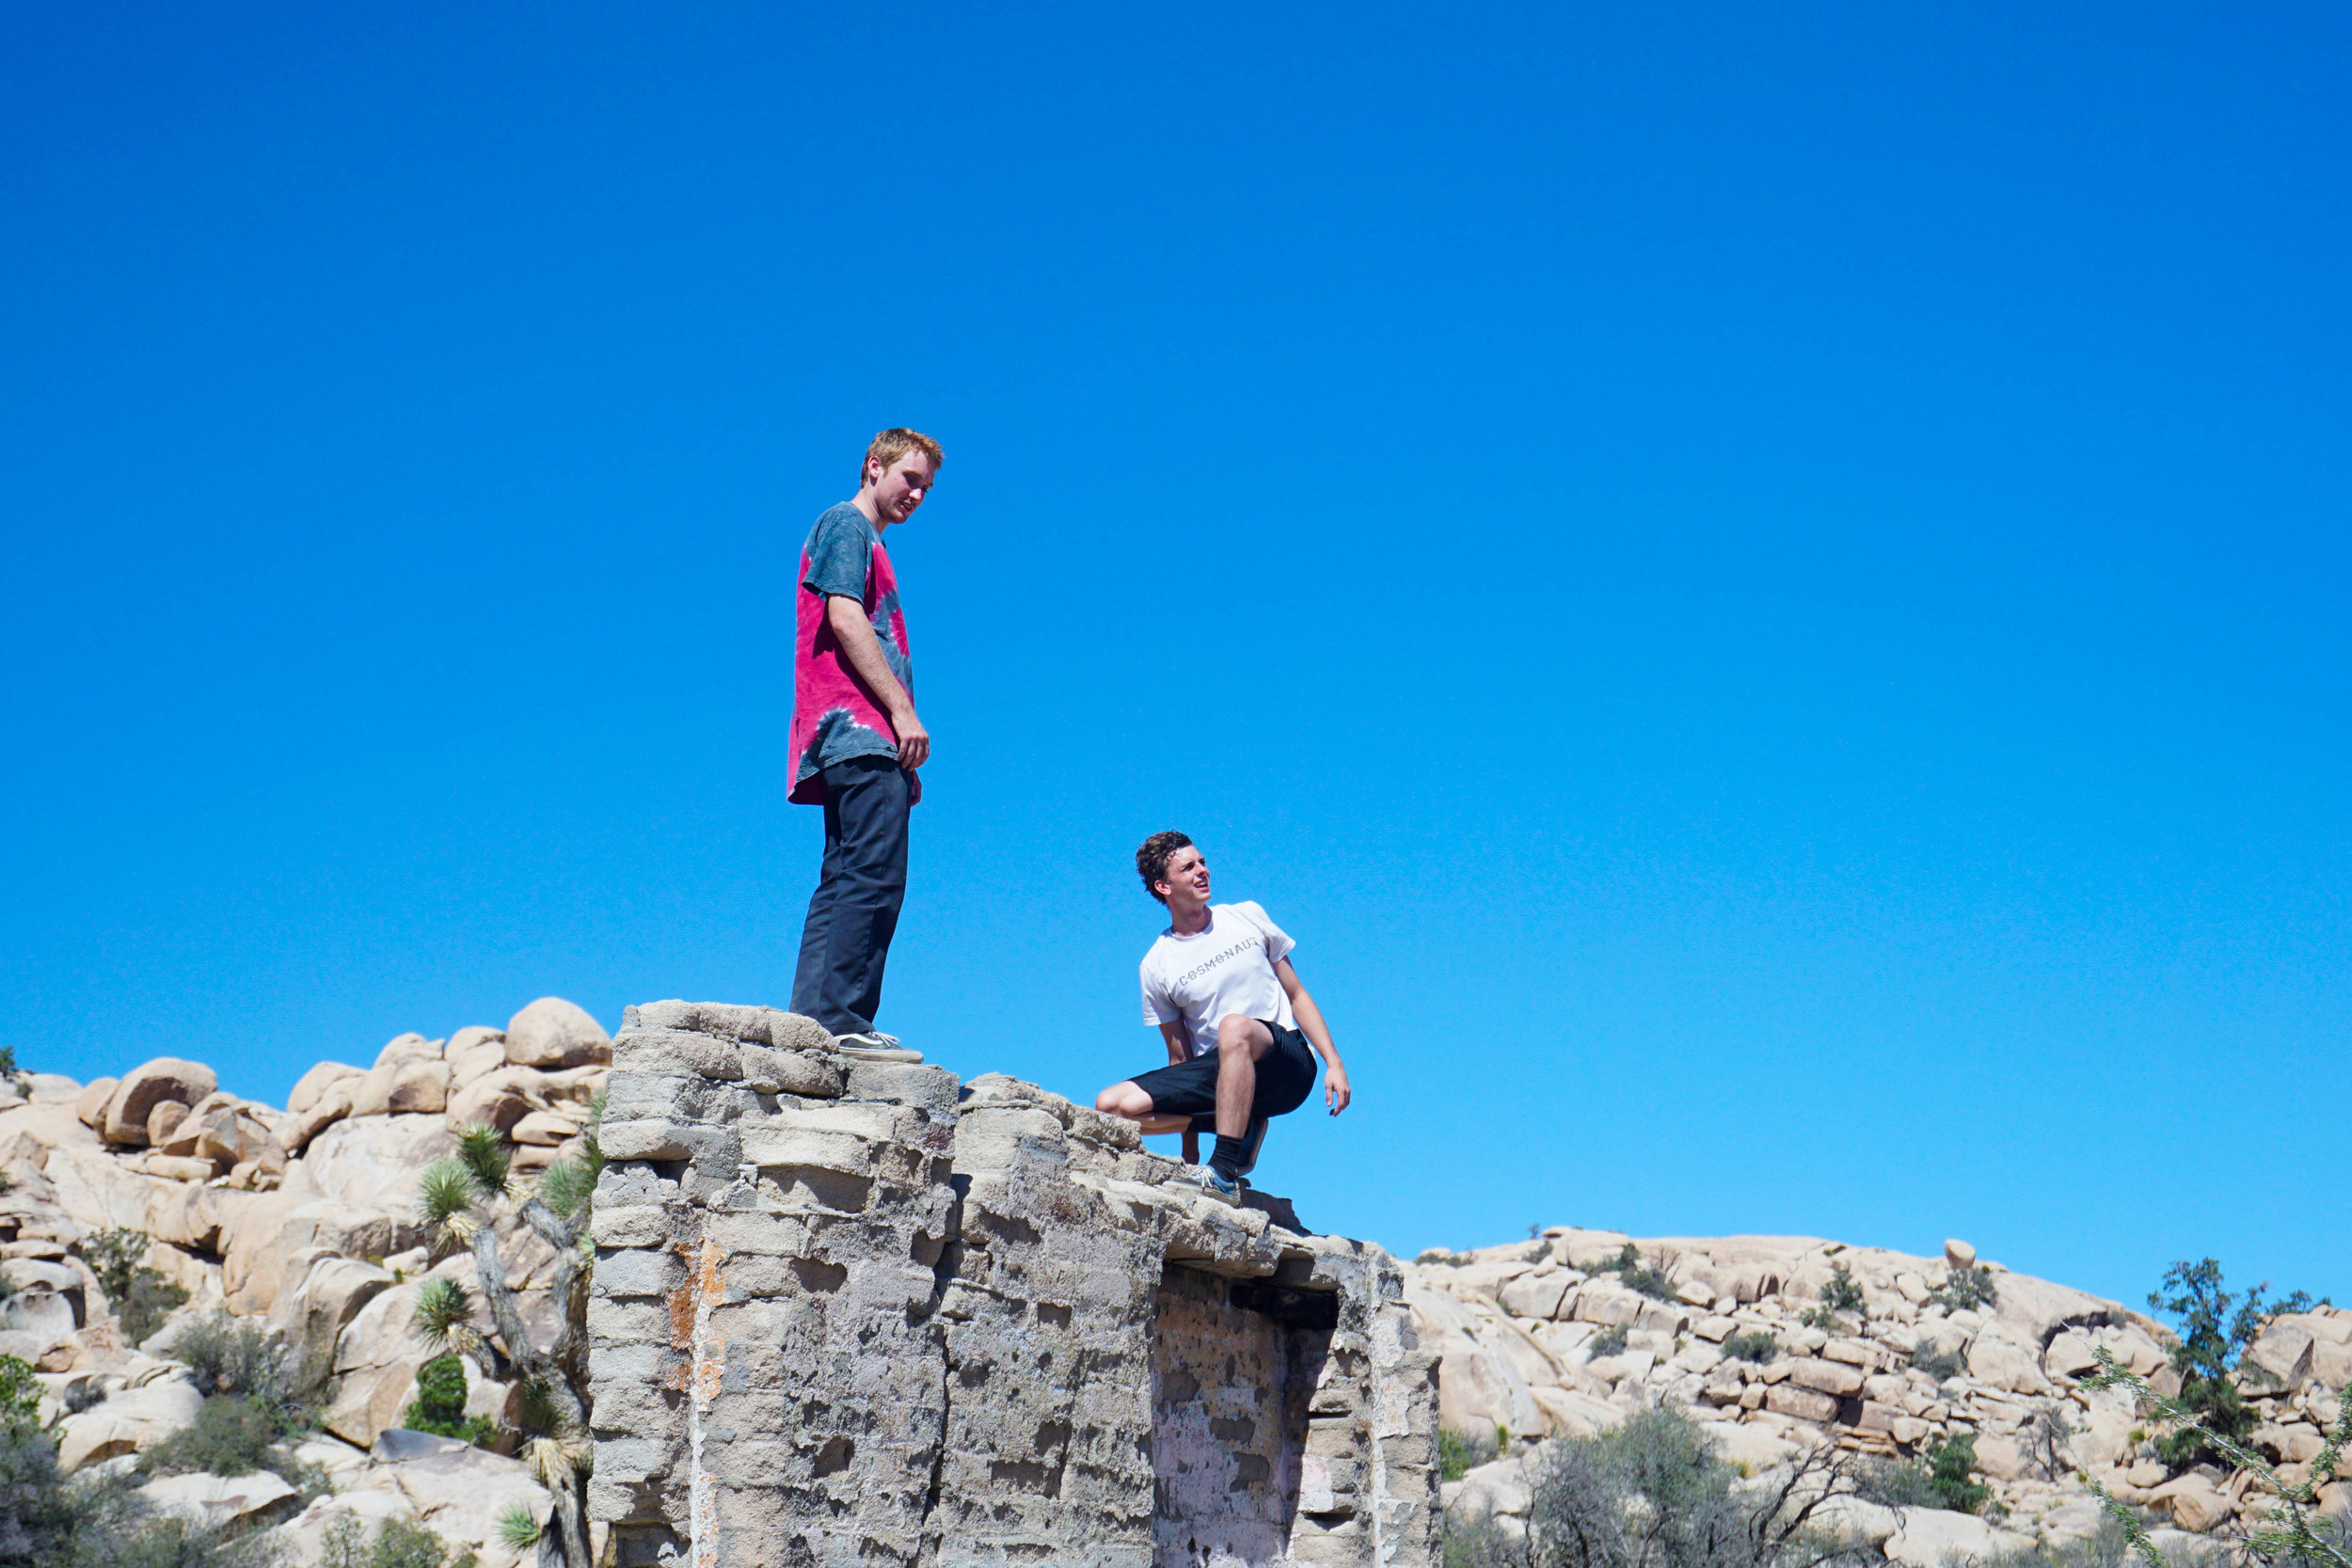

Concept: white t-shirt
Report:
left=1139, top=901, right=1297, bottom=1058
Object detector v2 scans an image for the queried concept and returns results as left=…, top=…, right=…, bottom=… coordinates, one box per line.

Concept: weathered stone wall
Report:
left=585, top=1000, right=1438, bottom=1567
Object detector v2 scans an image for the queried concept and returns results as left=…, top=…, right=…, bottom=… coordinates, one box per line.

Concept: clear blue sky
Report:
left=5, top=4, right=2346, bottom=1310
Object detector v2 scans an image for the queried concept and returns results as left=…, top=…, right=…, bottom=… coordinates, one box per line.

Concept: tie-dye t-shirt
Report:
left=790, top=502, right=917, bottom=805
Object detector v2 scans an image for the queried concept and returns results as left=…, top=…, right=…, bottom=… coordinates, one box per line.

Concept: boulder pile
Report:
left=1413, top=1227, right=2349, bottom=1559
left=0, top=996, right=612, bottom=1567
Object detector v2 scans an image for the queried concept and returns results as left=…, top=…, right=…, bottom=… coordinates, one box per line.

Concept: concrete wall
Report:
left=585, top=1000, right=1438, bottom=1567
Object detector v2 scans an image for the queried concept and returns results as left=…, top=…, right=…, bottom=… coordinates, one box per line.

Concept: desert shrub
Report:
left=1518, top=1404, right=1873, bottom=1568
left=401, top=1355, right=494, bottom=1449
left=76, top=1230, right=188, bottom=1346
left=1591, top=1244, right=1677, bottom=1303
left=1587, top=1325, right=1629, bottom=1359
left=1928, top=1264, right=2000, bottom=1315
left=137, top=1395, right=284, bottom=1480
left=1909, top=1344, right=1965, bottom=1382
left=2143, top=1258, right=2319, bottom=1473
left=1851, top=1432, right=1986, bottom=1514
left=175, top=1316, right=295, bottom=1405
left=317, top=1514, right=475, bottom=1568
left=495, top=1503, right=541, bottom=1550
left=1444, top=1506, right=1524, bottom=1568
left=1799, top=1265, right=1867, bottom=1328
left=0, top=1357, right=39, bottom=1434
left=1719, top=1332, right=1777, bottom=1363
left=1440, top=1424, right=1504, bottom=1482
left=0, top=1424, right=270, bottom=1568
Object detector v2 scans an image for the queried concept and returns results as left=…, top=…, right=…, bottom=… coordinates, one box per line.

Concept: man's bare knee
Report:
left=1216, top=1016, right=1273, bottom=1058
left=1096, top=1083, right=1152, bottom=1119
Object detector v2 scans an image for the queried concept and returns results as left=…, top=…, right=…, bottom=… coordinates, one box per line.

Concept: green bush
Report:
left=1586, top=1325, right=1629, bottom=1359
left=1591, top=1244, right=1677, bottom=1303
left=136, top=1394, right=285, bottom=1481
left=1438, top=1424, right=1503, bottom=1482
left=1518, top=1404, right=1874, bottom=1568
left=76, top=1230, right=188, bottom=1347
left=317, top=1513, right=478, bottom=1568
left=1910, top=1344, right=1966, bottom=1382
left=0, top=1422, right=273, bottom=1568
left=495, top=1503, right=541, bottom=1550
left=1927, top=1264, right=2000, bottom=1315
left=1719, top=1331, right=1778, bottom=1363
left=2144, top=1258, right=2319, bottom=1474
left=1851, top=1431, right=1986, bottom=1514
left=401, top=1355, right=494, bottom=1449
left=175, top=1315, right=296, bottom=1407
left=0, top=1354, right=41, bottom=1434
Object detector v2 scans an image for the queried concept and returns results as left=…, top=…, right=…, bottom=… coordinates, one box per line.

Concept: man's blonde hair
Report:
left=863, top=427, right=944, bottom=484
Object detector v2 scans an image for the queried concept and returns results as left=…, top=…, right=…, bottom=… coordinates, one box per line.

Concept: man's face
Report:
left=865, top=451, right=937, bottom=526
left=1157, top=847, right=1211, bottom=906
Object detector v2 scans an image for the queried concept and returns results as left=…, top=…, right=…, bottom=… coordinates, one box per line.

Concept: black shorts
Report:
left=1124, top=1022, right=1317, bottom=1132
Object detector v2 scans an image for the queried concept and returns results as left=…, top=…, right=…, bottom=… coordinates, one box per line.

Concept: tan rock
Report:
left=1886, top=1508, right=2032, bottom=1566
left=288, top=1061, right=364, bottom=1116
left=141, top=1470, right=299, bottom=1530
left=447, top=1028, right=509, bottom=1088
left=1693, top=1315, right=1736, bottom=1343
left=387, top=1060, right=453, bottom=1115
left=504, top=997, right=612, bottom=1069
left=1764, top=1383, right=1839, bottom=1422
left=1967, top=1334, right=2051, bottom=1395
left=445, top=1068, right=545, bottom=1135
left=1566, top=1283, right=1645, bottom=1328
left=1944, top=1239, right=1977, bottom=1268
left=290, top=1112, right=453, bottom=1209
left=73, top=1077, right=119, bottom=1130
left=55, top=1376, right=204, bottom=1471
left=2151, top=1474, right=2229, bottom=1532
left=103, top=1059, right=219, bottom=1146
left=1789, top=1357, right=1865, bottom=1397
left=282, top=1076, right=358, bottom=1153
left=374, top=1032, right=444, bottom=1069
left=1821, top=1338, right=1881, bottom=1369
left=145, top=1101, right=191, bottom=1147
left=144, top=1155, right=215, bottom=1182
left=2044, top=1329, right=2099, bottom=1379
left=509, top=1111, right=578, bottom=1148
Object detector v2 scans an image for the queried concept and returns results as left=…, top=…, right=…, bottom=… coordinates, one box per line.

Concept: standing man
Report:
left=1094, top=832, right=1353, bottom=1202
left=787, top=428, right=942, bottom=1056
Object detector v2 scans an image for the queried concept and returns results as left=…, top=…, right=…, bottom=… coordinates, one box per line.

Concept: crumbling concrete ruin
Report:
left=585, top=1001, right=1439, bottom=1567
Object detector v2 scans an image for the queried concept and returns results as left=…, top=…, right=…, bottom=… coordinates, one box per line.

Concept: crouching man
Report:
left=1094, top=831, right=1352, bottom=1202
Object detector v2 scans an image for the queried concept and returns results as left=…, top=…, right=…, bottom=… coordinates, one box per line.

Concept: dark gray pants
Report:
left=789, top=755, right=911, bottom=1035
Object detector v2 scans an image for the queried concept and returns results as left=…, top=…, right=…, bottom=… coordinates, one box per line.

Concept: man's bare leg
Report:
left=1094, top=1081, right=1191, bottom=1137
left=1212, top=1016, right=1275, bottom=1141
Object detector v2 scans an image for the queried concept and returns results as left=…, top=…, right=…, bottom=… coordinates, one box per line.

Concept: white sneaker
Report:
left=831, top=1030, right=924, bottom=1063
left=1173, top=1163, right=1244, bottom=1207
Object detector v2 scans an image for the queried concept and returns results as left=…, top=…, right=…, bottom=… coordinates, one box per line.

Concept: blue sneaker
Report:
left=1178, top=1164, right=1244, bottom=1206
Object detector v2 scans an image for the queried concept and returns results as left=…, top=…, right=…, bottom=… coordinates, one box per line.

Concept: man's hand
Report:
left=1324, top=1062, right=1352, bottom=1116
left=890, top=705, right=930, bottom=769
left=826, top=594, right=929, bottom=769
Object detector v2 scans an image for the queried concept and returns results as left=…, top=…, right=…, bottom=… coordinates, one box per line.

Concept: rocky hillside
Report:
left=2, top=1005, right=2343, bottom=1567
left=0, top=997, right=612, bottom=1565
left=1410, top=1227, right=2348, bottom=1560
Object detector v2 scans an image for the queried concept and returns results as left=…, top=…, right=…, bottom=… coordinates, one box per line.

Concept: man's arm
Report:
left=1274, top=958, right=1351, bottom=1115
left=1157, top=1022, right=1199, bottom=1164
left=825, top=594, right=930, bottom=768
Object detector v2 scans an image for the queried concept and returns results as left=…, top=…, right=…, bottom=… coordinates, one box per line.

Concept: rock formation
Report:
left=1413, top=1227, right=2349, bottom=1557
left=1, top=1000, right=2342, bottom=1566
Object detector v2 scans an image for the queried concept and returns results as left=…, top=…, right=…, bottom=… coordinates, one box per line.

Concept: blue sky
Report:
left=4, top=3, right=2346, bottom=1310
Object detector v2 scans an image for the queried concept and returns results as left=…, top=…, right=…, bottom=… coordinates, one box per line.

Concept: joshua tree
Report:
left=414, top=1103, right=603, bottom=1568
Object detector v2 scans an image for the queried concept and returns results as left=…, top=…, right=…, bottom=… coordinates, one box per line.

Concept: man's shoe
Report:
left=1175, top=1163, right=1244, bottom=1207
left=1232, top=1115, right=1271, bottom=1178
left=831, top=1031, right=925, bottom=1064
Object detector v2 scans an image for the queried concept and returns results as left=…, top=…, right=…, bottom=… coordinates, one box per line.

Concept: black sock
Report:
left=1210, top=1134, right=1248, bottom=1180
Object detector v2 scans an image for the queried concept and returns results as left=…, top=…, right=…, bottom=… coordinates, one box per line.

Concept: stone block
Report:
left=591, top=1204, right=676, bottom=1249
left=612, top=1028, right=743, bottom=1081
left=1765, top=1384, right=1841, bottom=1422
left=739, top=1044, right=846, bottom=1099
left=845, top=1060, right=960, bottom=1117
left=1789, top=1357, right=1866, bottom=1397
left=598, top=1119, right=692, bottom=1162
left=739, top=1126, right=877, bottom=1175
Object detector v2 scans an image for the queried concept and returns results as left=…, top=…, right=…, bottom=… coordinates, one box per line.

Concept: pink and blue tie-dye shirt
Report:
left=790, top=502, right=918, bottom=805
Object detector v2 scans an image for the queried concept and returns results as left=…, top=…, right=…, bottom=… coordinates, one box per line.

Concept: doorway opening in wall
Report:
left=1149, top=1264, right=1337, bottom=1566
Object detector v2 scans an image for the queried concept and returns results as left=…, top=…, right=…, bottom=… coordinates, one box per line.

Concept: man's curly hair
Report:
left=1136, top=831, right=1195, bottom=904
